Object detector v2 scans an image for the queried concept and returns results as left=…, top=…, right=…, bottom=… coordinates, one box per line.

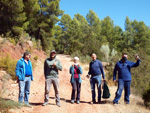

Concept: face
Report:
left=74, top=59, right=78, bottom=63
left=24, top=54, right=31, bottom=60
left=122, top=54, right=128, bottom=59
left=51, top=52, right=56, bottom=58
left=91, top=54, right=97, bottom=61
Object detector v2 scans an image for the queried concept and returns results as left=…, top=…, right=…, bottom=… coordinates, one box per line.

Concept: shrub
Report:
left=0, top=54, right=17, bottom=80
left=71, top=51, right=91, bottom=63
left=8, top=38, right=16, bottom=45
left=142, top=85, right=150, bottom=109
left=79, top=55, right=91, bottom=63
left=0, top=98, right=22, bottom=112
left=32, top=39, right=42, bottom=50
left=100, top=44, right=117, bottom=63
left=34, top=56, right=38, bottom=61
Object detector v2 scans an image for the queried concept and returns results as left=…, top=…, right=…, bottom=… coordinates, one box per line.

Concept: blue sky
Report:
left=60, top=0, right=150, bottom=30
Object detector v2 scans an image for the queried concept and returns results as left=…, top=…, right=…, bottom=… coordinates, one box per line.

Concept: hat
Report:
left=74, top=57, right=79, bottom=61
left=23, top=52, right=31, bottom=58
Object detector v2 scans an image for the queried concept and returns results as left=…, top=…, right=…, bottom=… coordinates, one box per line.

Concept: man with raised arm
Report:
left=113, top=53, right=140, bottom=105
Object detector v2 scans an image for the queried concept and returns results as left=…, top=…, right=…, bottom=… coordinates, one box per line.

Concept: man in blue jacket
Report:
left=87, top=53, right=105, bottom=104
left=113, top=53, right=140, bottom=105
left=15, top=52, right=33, bottom=107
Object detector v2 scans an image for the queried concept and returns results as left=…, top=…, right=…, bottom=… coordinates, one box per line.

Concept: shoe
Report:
left=56, top=102, right=61, bottom=107
left=113, top=102, right=118, bottom=106
left=98, top=101, right=102, bottom=104
left=71, top=100, right=74, bottom=104
left=42, top=102, right=48, bottom=106
left=124, top=101, right=130, bottom=104
left=24, top=103, right=32, bottom=108
left=90, top=100, right=96, bottom=104
left=77, top=100, right=80, bottom=104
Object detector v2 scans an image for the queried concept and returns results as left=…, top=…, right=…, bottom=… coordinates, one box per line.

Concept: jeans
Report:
left=71, top=78, right=81, bottom=101
left=18, top=76, right=31, bottom=104
left=90, top=75, right=102, bottom=102
left=44, top=78, right=60, bottom=103
left=113, top=79, right=131, bottom=104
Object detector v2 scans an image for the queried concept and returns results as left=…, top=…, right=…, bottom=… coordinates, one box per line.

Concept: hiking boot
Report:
left=77, top=100, right=80, bottom=104
left=56, top=102, right=61, bottom=107
left=71, top=100, right=74, bottom=104
left=42, top=102, right=48, bottom=106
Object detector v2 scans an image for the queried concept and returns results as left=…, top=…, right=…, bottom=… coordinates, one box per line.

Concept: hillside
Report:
left=0, top=39, right=150, bottom=113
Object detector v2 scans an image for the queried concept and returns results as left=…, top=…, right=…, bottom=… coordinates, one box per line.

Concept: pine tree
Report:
left=0, top=0, right=26, bottom=37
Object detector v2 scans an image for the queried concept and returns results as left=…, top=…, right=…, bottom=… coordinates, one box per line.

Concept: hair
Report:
left=91, top=53, right=96, bottom=56
left=74, top=57, right=79, bottom=61
left=22, top=52, right=31, bottom=58
left=122, top=53, right=128, bottom=56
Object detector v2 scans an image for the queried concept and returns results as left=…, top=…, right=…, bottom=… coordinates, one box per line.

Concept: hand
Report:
left=53, top=62, right=56, bottom=66
left=103, top=79, right=106, bottom=81
left=136, top=55, right=140, bottom=60
left=16, top=76, right=19, bottom=83
left=113, top=80, right=116, bottom=83
left=86, top=75, right=90, bottom=78
left=72, top=64, right=74, bottom=67
left=78, top=64, right=80, bottom=67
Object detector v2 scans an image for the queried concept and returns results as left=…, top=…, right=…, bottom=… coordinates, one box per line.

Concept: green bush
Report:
left=0, top=98, right=22, bottom=112
left=142, top=85, right=150, bottom=109
left=8, top=38, right=16, bottom=45
left=32, top=39, right=42, bottom=50
left=71, top=51, right=91, bottom=63
left=0, top=54, right=17, bottom=80
left=34, top=56, right=38, bottom=61
left=79, top=55, right=91, bottom=63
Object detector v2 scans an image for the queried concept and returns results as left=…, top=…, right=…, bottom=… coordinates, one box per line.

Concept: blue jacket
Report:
left=113, top=59, right=140, bottom=81
left=70, top=65, right=83, bottom=83
left=88, top=60, right=105, bottom=79
left=15, top=58, right=33, bottom=81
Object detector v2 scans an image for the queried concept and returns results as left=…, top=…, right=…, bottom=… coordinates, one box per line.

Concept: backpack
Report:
left=102, top=81, right=111, bottom=99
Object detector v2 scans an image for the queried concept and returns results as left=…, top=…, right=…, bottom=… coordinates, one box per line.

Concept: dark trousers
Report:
left=71, top=78, right=81, bottom=101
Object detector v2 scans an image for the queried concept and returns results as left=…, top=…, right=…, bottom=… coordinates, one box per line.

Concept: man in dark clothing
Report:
left=42, top=50, right=62, bottom=107
left=86, top=53, right=105, bottom=104
left=113, top=53, right=140, bottom=105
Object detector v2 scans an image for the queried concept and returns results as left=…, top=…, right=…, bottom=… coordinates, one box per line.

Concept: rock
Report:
left=27, top=41, right=33, bottom=47
left=11, top=84, right=18, bottom=87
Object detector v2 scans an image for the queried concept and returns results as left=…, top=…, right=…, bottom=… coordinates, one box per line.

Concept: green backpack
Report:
left=102, top=81, right=111, bottom=99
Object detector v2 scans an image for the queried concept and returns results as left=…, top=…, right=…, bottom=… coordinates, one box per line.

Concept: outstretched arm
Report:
left=130, top=59, right=140, bottom=68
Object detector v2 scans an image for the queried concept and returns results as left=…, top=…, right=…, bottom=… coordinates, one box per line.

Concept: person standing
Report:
left=70, top=57, right=83, bottom=104
left=113, top=53, right=140, bottom=105
left=15, top=52, right=33, bottom=107
left=42, top=50, right=62, bottom=107
left=86, top=53, right=105, bottom=104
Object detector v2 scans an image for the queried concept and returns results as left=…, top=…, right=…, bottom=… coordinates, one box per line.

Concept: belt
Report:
left=25, top=75, right=31, bottom=77
left=92, top=75, right=100, bottom=77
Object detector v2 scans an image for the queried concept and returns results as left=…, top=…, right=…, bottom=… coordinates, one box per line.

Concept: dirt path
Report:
left=7, top=54, right=150, bottom=113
